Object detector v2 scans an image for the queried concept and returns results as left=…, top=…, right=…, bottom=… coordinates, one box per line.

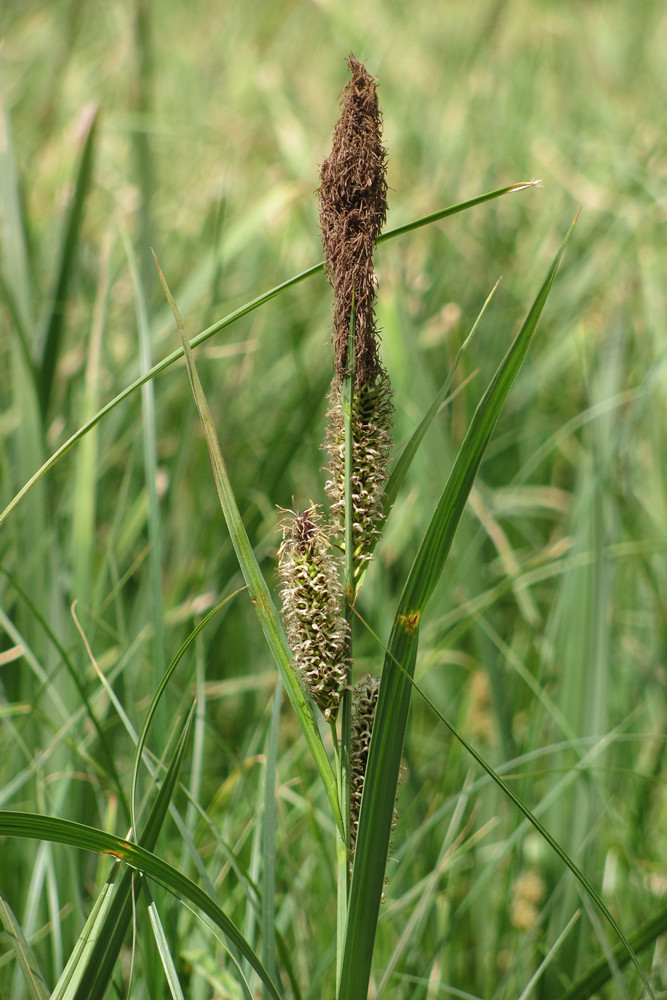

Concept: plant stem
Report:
left=335, top=295, right=356, bottom=984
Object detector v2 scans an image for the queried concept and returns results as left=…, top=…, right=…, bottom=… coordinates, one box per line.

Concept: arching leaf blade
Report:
left=0, top=810, right=281, bottom=1000
left=153, top=252, right=343, bottom=837
left=56, top=703, right=196, bottom=999
left=1, top=182, right=537, bottom=529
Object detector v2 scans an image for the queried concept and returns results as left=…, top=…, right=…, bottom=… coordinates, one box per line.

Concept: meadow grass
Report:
left=1, top=2, right=666, bottom=998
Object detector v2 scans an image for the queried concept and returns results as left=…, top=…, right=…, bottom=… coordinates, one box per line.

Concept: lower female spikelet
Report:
left=324, top=371, right=393, bottom=575
left=278, top=504, right=349, bottom=720
left=349, top=674, right=380, bottom=861
left=349, top=674, right=399, bottom=878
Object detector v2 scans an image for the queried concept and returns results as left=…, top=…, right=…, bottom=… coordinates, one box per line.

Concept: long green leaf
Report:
left=124, top=223, right=169, bottom=730
left=0, top=889, right=51, bottom=1000
left=376, top=180, right=540, bottom=245
left=380, top=279, right=499, bottom=527
left=62, top=703, right=195, bottom=999
left=559, top=905, right=667, bottom=1000
left=153, top=252, right=343, bottom=836
left=362, top=621, right=654, bottom=1000
left=38, top=105, right=98, bottom=419
left=142, top=879, right=187, bottom=1000
left=261, top=681, right=283, bottom=987
left=0, top=181, right=539, bottom=529
left=338, top=216, right=577, bottom=1000
left=0, top=66, right=34, bottom=349
left=131, top=591, right=238, bottom=836
left=71, top=233, right=111, bottom=600
left=0, top=810, right=281, bottom=1000
left=50, top=861, right=123, bottom=1000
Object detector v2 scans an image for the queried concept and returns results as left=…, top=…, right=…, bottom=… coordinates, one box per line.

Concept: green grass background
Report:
left=1, top=1, right=665, bottom=997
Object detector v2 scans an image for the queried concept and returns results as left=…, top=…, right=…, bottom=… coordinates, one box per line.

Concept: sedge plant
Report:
left=148, top=57, right=651, bottom=1000
left=1, top=47, right=665, bottom=1000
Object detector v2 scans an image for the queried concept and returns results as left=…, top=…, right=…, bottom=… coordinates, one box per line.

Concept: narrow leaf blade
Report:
left=38, top=105, right=98, bottom=418
left=51, top=862, right=123, bottom=1000
left=142, top=880, right=187, bottom=1000
left=1, top=181, right=537, bottom=528
left=153, top=252, right=343, bottom=836
left=338, top=217, right=577, bottom=1000
left=0, top=889, right=51, bottom=1000
left=0, top=811, right=282, bottom=1000
left=66, top=704, right=195, bottom=999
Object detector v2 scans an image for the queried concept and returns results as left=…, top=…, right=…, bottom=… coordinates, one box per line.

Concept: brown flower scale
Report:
left=278, top=505, right=349, bottom=719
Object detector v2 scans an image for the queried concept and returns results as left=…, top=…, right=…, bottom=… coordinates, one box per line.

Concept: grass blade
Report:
left=0, top=810, right=282, bottom=1000
left=381, top=279, right=499, bottom=525
left=124, top=224, right=168, bottom=728
left=377, top=180, right=541, bottom=245
left=142, top=879, right=186, bottom=1000
left=63, top=703, right=195, bottom=999
left=153, top=250, right=343, bottom=835
left=50, top=861, right=123, bottom=1000
left=338, top=216, right=578, bottom=1000
left=559, top=905, right=667, bottom=1000
left=0, top=181, right=537, bottom=529
left=0, top=888, right=51, bottom=1000
left=261, top=681, right=283, bottom=988
left=38, top=104, right=98, bottom=419
left=71, top=232, right=111, bottom=600
left=0, top=65, right=34, bottom=345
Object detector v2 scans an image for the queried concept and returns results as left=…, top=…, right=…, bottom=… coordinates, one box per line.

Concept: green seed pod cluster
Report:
left=278, top=505, right=349, bottom=720
left=324, top=372, right=393, bottom=576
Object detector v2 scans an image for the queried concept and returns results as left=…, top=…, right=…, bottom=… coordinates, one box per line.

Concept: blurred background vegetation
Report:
left=0, top=1, right=665, bottom=997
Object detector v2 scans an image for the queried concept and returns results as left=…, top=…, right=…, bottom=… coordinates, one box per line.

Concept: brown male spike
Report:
left=319, top=56, right=394, bottom=575
left=318, top=54, right=388, bottom=386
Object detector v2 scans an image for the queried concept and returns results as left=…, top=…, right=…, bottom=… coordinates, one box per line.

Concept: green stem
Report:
left=331, top=714, right=347, bottom=991
left=343, top=296, right=356, bottom=600
left=336, top=295, right=356, bottom=986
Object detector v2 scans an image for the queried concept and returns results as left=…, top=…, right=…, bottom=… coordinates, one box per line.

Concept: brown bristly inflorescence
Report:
left=318, top=54, right=388, bottom=385
left=277, top=504, right=349, bottom=720
left=278, top=54, right=399, bottom=882
left=318, top=55, right=394, bottom=578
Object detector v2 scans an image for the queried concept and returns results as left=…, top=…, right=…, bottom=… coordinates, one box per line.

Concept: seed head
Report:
left=324, top=373, right=393, bottom=576
left=349, top=674, right=399, bottom=874
left=278, top=504, right=349, bottom=719
left=319, top=55, right=393, bottom=575
left=349, top=674, right=380, bottom=861
left=318, top=55, right=388, bottom=386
